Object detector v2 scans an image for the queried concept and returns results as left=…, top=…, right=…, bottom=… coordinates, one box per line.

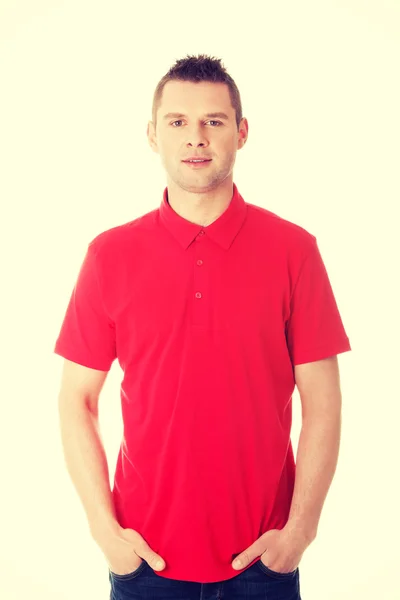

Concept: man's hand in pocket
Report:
left=96, top=526, right=166, bottom=575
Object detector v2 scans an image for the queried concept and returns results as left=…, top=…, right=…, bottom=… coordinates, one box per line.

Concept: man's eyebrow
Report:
left=163, top=112, right=230, bottom=121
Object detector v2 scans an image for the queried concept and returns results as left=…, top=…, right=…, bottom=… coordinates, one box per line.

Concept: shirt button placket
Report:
left=193, top=231, right=206, bottom=327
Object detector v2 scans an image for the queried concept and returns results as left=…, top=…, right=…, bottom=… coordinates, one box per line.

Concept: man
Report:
left=54, top=54, right=351, bottom=600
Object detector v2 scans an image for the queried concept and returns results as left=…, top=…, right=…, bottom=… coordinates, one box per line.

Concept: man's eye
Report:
left=171, top=120, right=222, bottom=127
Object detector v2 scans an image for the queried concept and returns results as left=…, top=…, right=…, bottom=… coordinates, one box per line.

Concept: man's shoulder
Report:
left=246, top=202, right=316, bottom=250
left=88, top=206, right=159, bottom=253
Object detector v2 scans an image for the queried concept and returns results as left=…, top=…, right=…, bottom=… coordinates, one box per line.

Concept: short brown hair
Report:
left=152, top=54, right=243, bottom=132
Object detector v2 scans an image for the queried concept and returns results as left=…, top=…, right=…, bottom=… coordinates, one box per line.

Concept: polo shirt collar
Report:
left=159, top=182, right=247, bottom=251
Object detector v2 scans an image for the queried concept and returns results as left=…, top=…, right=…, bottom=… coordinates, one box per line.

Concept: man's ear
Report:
left=147, top=121, right=158, bottom=154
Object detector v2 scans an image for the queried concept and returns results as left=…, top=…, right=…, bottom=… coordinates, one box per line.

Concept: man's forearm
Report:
left=58, top=399, right=120, bottom=542
left=285, top=411, right=342, bottom=542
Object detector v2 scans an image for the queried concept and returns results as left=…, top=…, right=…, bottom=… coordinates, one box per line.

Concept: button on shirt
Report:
left=54, top=182, right=351, bottom=583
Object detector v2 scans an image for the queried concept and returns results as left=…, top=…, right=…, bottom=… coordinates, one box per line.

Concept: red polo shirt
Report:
left=54, top=183, right=351, bottom=583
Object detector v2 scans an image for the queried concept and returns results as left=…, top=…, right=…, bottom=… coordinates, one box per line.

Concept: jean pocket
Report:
left=109, top=559, right=147, bottom=581
left=256, top=559, right=298, bottom=580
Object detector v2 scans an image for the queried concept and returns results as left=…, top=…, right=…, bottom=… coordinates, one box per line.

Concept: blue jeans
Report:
left=108, top=559, right=301, bottom=599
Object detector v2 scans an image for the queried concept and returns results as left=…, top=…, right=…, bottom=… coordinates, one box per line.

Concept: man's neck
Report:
left=166, top=181, right=234, bottom=226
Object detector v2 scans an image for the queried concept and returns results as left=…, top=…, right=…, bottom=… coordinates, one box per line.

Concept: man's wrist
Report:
left=283, top=518, right=317, bottom=546
left=90, top=518, right=122, bottom=545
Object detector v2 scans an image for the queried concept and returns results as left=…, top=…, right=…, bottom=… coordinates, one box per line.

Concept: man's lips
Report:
left=182, top=158, right=212, bottom=162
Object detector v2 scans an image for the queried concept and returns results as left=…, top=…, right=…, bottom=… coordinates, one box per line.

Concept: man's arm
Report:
left=57, top=359, right=168, bottom=572
left=285, top=355, right=342, bottom=542
left=57, top=358, right=120, bottom=543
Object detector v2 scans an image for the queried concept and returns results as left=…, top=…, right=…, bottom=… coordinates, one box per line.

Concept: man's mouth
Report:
left=182, top=159, right=212, bottom=169
left=183, top=159, right=211, bottom=163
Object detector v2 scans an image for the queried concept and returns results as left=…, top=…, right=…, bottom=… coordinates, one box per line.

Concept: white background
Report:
left=1, top=1, right=399, bottom=598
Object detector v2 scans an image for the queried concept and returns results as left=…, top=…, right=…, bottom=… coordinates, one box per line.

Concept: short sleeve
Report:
left=286, top=238, right=351, bottom=366
left=53, top=242, right=117, bottom=371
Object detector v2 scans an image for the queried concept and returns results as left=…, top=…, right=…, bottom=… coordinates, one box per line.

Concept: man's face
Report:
left=147, top=80, right=248, bottom=193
